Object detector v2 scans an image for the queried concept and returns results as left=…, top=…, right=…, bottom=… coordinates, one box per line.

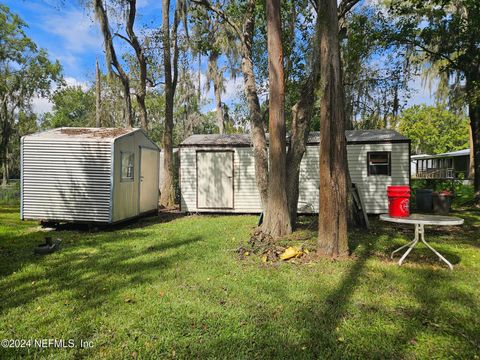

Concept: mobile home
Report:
left=21, top=127, right=160, bottom=224
left=411, top=148, right=470, bottom=179
left=179, top=130, right=410, bottom=214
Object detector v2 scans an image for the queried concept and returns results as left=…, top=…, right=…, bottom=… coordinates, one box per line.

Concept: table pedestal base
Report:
left=391, top=224, right=453, bottom=270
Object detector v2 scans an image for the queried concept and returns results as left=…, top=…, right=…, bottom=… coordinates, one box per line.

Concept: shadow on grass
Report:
left=47, top=211, right=187, bottom=233
left=0, top=227, right=202, bottom=318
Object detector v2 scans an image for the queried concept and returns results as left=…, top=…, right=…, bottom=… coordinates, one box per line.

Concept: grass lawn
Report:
left=0, top=206, right=479, bottom=359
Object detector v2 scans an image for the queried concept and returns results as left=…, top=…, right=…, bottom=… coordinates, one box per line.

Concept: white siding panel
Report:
left=346, top=143, right=410, bottom=214
left=180, top=142, right=409, bottom=214
left=22, top=139, right=112, bottom=222
left=180, top=147, right=262, bottom=213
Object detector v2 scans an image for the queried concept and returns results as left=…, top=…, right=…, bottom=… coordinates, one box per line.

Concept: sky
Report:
left=5, top=0, right=434, bottom=115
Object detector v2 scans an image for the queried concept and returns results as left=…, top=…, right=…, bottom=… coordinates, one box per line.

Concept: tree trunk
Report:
left=121, top=78, right=133, bottom=128
left=95, top=59, right=101, bottom=127
left=2, top=148, right=7, bottom=188
left=466, top=70, right=480, bottom=204
left=241, top=0, right=268, bottom=209
left=160, top=0, right=178, bottom=208
left=468, top=101, right=480, bottom=203
left=198, top=54, right=202, bottom=102
left=469, top=125, right=475, bottom=180
left=1, top=108, right=9, bottom=188
left=286, top=8, right=322, bottom=228
left=209, top=52, right=225, bottom=134
left=93, top=0, right=133, bottom=127
left=317, top=0, right=349, bottom=257
left=261, top=0, right=292, bottom=238
left=125, top=0, right=148, bottom=130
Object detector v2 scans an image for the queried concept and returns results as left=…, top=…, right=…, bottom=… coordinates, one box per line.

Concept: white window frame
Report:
left=120, top=151, right=135, bottom=182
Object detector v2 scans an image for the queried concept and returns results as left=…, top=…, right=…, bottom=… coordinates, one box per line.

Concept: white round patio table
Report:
left=379, top=214, right=464, bottom=270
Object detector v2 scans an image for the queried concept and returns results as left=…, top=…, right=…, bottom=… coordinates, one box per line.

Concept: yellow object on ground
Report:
left=279, top=246, right=303, bottom=260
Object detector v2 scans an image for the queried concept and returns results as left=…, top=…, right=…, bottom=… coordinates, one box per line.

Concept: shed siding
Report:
left=297, top=147, right=319, bottom=213
left=347, top=143, right=410, bottom=213
left=22, top=139, right=112, bottom=222
left=112, top=131, right=159, bottom=222
left=180, top=147, right=262, bottom=213
left=181, top=142, right=409, bottom=214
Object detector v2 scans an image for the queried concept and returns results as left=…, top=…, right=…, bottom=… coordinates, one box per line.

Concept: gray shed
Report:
left=21, top=127, right=160, bottom=224
left=179, top=130, right=410, bottom=214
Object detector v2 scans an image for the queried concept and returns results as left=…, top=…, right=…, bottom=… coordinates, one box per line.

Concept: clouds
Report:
left=41, top=7, right=101, bottom=54
left=64, top=76, right=90, bottom=91
left=30, top=76, right=90, bottom=115
left=406, top=75, right=437, bottom=107
left=31, top=97, right=54, bottom=115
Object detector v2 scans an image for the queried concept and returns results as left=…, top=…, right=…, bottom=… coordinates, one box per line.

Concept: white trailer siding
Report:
left=21, top=139, right=112, bottom=222
left=347, top=143, right=409, bottom=214
left=180, top=131, right=410, bottom=214
left=180, top=147, right=262, bottom=213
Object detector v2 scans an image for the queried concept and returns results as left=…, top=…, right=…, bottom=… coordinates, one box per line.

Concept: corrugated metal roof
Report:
left=411, top=148, right=470, bottom=160
left=180, top=130, right=408, bottom=146
left=24, top=127, right=138, bottom=142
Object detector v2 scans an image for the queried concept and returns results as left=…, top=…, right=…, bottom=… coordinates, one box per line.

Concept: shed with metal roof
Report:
left=179, top=130, right=410, bottom=214
left=21, top=127, right=160, bottom=224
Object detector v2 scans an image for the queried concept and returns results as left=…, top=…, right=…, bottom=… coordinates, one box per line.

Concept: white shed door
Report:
left=140, top=147, right=159, bottom=213
left=197, top=151, right=234, bottom=209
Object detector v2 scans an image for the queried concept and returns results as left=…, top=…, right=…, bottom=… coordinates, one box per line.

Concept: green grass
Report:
left=0, top=181, right=20, bottom=205
left=0, top=206, right=479, bottom=359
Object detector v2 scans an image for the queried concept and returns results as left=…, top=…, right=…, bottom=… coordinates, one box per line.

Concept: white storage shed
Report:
left=21, top=127, right=160, bottom=224
left=179, top=130, right=410, bottom=214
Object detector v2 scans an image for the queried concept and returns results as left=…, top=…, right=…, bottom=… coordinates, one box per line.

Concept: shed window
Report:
left=368, top=151, right=391, bottom=176
left=121, top=152, right=134, bottom=181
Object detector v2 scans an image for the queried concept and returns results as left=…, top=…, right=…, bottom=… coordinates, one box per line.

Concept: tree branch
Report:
left=190, top=0, right=244, bottom=43
left=338, top=0, right=361, bottom=20
left=401, top=37, right=458, bottom=69
left=114, top=32, right=133, bottom=46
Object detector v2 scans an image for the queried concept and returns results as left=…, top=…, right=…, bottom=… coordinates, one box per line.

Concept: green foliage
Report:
left=343, top=6, right=413, bottom=126
left=0, top=4, right=62, bottom=184
left=1, top=206, right=480, bottom=358
left=388, top=0, right=480, bottom=104
left=398, top=105, right=469, bottom=154
left=41, top=86, right=95, bottom=129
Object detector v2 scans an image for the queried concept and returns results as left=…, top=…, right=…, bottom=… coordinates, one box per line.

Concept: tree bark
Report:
left=468, top=125, right=475, bottom=180
left=468, top=101, right=480, bottom=203
left=1, top=106, right=10, bottom=187
left=261, top=0, right=292, bottom=238
left=241, top=0, right=269, bottom=209
left=1, top=148, right=7, bottom=188
left=125, top=0, right=148, bottom=129
left=160, top=0, right=179, bottom=208
left=466, top=69, right=480, bottom=204
left=317, top=0, right=349, bottom=257
left=209, top=52, right=225, bottom=134
left=95, top=59, right=101, bottom=127
left=93, top=0, right=133, bottom=127
left=286, top=7, right=322, bottom=227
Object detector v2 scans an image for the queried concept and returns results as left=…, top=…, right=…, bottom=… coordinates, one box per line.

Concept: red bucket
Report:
left=387, top=185, right=410, bottom=217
